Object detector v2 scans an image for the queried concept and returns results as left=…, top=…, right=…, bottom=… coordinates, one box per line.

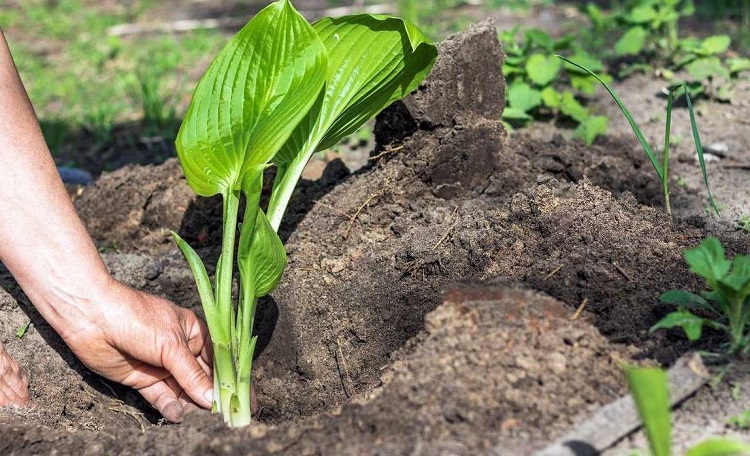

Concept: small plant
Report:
left=500, top=27, right=609, bottom=145
left=651, top=237, right=750, bottom=354
left=727, top=409, right=750, bottom=429
left=172, top=0, right=436, bottom=427
left=585, top=0, right=750, bottom=100
left=137, top=75, right=177, bottom=137
left=558, top=56, right=717, bottom=217
left=625, top=364, right=750, bottom=456
left=735, top=215, right=750, bottom=233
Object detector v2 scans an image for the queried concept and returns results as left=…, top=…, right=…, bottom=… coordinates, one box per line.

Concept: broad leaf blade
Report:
left=176, top=0, right=327, bottom=196
left=650, top=309, right=705, bottom=341
left=660, top=289, right=717, bottom=315
left=238, top=210, right=287, bottom=298
left=275, top=14, right=437, bottom=165
left=685, top=237, right=730, bottom=287
left=623, top=366, right=671, bottom=456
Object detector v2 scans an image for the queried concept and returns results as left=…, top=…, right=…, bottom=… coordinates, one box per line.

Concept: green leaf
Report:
left=171, top=231, right=228, bottom=344
left=729, top=57, right=750, bottom=74
left=650, top=309, right=705, bottom=341
left=683, top=86, right=719, bottom=215
left=686, top=57, right=729, bottom=81
left=541, top=86, right=561, bottom=108
left=570, top=74, right=609, bottom=96
left=685, top=238, right=730, bottom=286
left=559, top=91, right=589, bottom=123
left=238, top=209, right=287, bottom=298
left=508, top=81, right=542, bottom=113
left=686, top=438, right=750, bottom=456
left=175, top=0, right=327, bottom=196
left=16, top=320, right=31, bottom=338
left=574, top=115, right=608, bottom=146
left=502, top=107, right=533, bottom=121
left=556, top=55, right=663, bottom=182
left=563, top=53, right=604, bottom=74
left=699, top=35, right=731, bottom=56
left=660, top=289, right=717, bottom=315
left=615, top=26, right=648, bottom=56
left=623, top=366, right=671, bottom=456
left=524, top=28, right=554, bottom=51
left=626, top=5, right=658, bottom=24
left=526, top=53, right=561, bottom=86
left=275, top=14, right=437, bottom=166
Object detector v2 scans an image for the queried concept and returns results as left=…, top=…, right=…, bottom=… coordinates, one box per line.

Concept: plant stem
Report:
left=215, top=189, right=241, bottom=423
left=663, top=87, right=674, bottom=217
left=267, top=143, right=317, bottom=232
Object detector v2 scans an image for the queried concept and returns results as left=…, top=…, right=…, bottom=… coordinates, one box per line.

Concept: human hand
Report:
left=59, top=280, right=213, bottom=423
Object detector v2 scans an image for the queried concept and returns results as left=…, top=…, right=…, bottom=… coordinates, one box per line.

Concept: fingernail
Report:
left=203, top=389, right=214, bottom=406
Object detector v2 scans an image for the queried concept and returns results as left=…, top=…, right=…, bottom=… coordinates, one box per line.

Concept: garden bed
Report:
left=2, top=17, right=750, bottom=455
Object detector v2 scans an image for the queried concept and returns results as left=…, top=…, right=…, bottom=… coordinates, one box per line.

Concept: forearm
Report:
left=0, top=30, right=112, bottom=339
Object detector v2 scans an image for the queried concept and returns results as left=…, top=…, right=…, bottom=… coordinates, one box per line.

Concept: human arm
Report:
left=0, top=30, right=213, bottom=422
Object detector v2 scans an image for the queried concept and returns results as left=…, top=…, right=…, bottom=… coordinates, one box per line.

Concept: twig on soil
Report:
left=109, top=399, right=147, bottom=433
left=329, top=338, right=354, bottom=398
left=432, top=207, right=460, bottom=250
left=107, top=4, right=395, bottom=36
left=544, top=264, right=565, bottom=280
left=613, top=262, right=632, bottom=282
left=369, top=145, right=404, bottom=161
left=344, top=190, right=383, bottom=239
left=313, top=200, right=355, bottom=222
left=571, top=298, right=589, bottom=320
left=532, top=352, right=709, bottom=456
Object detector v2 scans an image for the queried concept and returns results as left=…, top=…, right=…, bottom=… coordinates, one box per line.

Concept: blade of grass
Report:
left=663, top=87, right=675, bottom=217
left=624, top=365, right=672, bottom=456
left=682, top=84, right=719, bottom=215
left=557, top=55, right=664, bottom=182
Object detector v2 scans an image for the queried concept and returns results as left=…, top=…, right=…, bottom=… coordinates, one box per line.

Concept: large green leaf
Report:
left=650, top=309, right=706, bottom=341
left=274, top=14, right=437, bottom=166
left=507, top=80, right=542, bottom=113
left=623, top=366, right=671, bottom=456
left=175, top=0, right=327, bottom=196
left=615, top=26, right=648, bottom=56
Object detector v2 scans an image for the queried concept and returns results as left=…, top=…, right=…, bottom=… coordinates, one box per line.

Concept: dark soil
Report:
left=2, top=17, right=750, bottom=456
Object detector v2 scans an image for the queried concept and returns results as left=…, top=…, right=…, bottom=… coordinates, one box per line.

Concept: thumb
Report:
left=163, top=345, right=214, bottom=409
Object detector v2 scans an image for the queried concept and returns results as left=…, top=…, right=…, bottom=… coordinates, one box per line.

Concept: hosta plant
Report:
left=172, top=0, right=436, bottom=427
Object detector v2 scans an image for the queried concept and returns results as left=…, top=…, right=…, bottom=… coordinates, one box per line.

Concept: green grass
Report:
left=1, top=1, right=227, bottom=153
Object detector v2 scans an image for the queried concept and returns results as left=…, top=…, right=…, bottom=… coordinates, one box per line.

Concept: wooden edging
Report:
left=532, top=352, right=709, bottom=456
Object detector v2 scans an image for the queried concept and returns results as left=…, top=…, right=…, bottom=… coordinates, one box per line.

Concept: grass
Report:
left=1, top=1, right=227, bottom=155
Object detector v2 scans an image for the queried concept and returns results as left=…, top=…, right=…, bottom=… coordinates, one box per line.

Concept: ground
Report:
left=2, top=1, right=750, bottom=455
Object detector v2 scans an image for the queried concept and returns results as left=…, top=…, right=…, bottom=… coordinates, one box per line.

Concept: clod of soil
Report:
left=3, top=18, right=750, bottom=455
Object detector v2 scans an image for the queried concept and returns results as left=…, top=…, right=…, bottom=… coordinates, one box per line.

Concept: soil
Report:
left=2, top=10, right=750, bottom=456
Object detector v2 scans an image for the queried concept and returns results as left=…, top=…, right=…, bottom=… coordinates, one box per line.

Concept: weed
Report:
left=727, top=409, right=750, bottom=429
left=652, top=237, right=750, bottom=354
left=558, top=56, right=717, bottom=217
left=501, top=28, right=609, bottom=145
left=736, top=215, right=750, bottom=233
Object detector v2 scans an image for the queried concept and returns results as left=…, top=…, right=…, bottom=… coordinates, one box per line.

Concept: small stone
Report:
left=547, top=352, right=567, bottom=375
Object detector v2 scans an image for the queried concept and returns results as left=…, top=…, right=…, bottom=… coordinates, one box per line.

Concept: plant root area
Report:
left=3, top=20, right=750, bottom=455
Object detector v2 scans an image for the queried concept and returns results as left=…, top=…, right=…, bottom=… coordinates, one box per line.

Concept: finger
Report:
left=162, top=345, right=213, bottom=409
left=137, top=380, right=184, bottom=423
left=0, top=379, right=26, bottom=407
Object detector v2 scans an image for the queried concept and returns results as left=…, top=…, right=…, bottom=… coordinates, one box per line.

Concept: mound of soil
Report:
left=2, top=19, right=749, bottom=455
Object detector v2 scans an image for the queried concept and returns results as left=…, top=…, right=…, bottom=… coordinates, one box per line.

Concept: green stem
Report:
left=218, top=189, right=241, bottom=353
left=267, top=144, right=317, bottom=232
left=213, top=342, right=237, bottom=424
left=730, top=300, right=746, bottom=353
